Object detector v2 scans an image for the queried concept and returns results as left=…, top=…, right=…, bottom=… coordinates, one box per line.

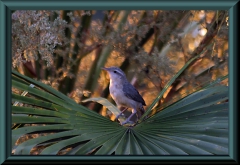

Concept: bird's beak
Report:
left=101, top=67, right=109, bottom=71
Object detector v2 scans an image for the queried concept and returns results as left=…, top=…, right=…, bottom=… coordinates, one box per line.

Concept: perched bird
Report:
left=102, top=66, right=146, bottom=125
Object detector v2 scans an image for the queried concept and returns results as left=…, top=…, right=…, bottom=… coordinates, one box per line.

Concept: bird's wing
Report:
left=123, top=82, right=146, bottom=106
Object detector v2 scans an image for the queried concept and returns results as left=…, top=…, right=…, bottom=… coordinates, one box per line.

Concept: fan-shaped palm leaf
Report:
left=12, top=68, right=228, bottom=155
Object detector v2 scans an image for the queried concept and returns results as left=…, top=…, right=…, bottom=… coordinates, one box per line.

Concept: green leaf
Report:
left=14, top=130, right=83, bottom=155
left=40, top=131, right=115, bottom=155
left=12, top=124, right=72, bottom=147
left=12, top=106, right=69, bottom=118
left=94, top=129, right=127, bottom=155
left=12, top=71, right=228, bottom=155
left=12, top=70, right=78, bottom=106
left=115, top=129, right=131, bottom=155
left=75, top=128, right=125, bottom=155
left=82, top=97, right=126, bottom=123
left=150, top=86, right=228, bottom=120
left=129, top=130, right=143, bottom=154
left=12, top=116, right=69, bottom=124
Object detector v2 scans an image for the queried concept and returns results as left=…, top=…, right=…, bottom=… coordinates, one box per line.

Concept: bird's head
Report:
left=101, top=67, right=127, bottom=81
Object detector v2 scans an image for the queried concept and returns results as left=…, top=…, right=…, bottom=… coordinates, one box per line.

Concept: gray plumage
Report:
left=123, top=82, right=146, bottom=106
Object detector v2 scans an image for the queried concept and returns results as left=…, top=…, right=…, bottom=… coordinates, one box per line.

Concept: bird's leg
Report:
left=121, top=108, right=136, bottom=125
left=116, top=107, right=128, bottom=119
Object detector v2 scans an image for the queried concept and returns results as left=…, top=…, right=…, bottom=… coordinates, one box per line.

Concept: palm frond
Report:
left=12, top=69, right=228, bottom=155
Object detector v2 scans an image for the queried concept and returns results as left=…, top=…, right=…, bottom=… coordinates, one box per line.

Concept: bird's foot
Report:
left=121, top=119, right=128, bottom=125
left=121, top=119, right=134, bottom=125
left=116, top=108, right=128, bottom=120
left=116, top=113, right=125, bottom=120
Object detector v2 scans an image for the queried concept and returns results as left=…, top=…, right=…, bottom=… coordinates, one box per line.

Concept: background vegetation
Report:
left=12, top=10, right=229, bottom=155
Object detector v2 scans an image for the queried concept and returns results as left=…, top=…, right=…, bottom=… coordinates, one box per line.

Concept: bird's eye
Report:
left=114, top=71, right=117, bottom=73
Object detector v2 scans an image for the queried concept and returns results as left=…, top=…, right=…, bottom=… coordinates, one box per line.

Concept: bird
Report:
left=101, top=66, right=146, bottom=125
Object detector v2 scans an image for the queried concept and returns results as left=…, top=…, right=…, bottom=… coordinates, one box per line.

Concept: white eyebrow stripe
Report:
left=114, top=70, right=125, bottom=77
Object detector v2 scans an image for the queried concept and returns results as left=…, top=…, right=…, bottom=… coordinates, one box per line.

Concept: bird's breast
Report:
left=109, top=82, right=124, bottom=101
left=109, top=82, right=138, bottom=108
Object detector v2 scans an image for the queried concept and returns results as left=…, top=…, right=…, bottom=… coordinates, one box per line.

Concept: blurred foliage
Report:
left=12, top=10, right=228, bottom=154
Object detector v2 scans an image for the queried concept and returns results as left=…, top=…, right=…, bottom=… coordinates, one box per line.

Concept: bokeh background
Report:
left=12, top=11, right=229, bottom=154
